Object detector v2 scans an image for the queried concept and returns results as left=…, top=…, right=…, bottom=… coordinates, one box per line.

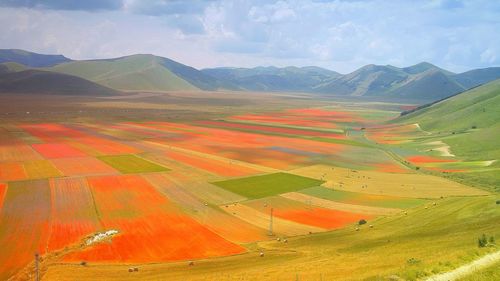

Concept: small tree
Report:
left=358, top=219, right=367, bottom=225
left=489, top=236, right=495, bottom=244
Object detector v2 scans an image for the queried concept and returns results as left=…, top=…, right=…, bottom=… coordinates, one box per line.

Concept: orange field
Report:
left=144, top=173, right=268, bottom=243
left=374, top=163, right=409, bottom=173
left=0, top=162, right=27, bottom=181
left=274, top=207, right=370, bottom=229
left=51, top=157, right=118, bottom=176
left=0, top=183, right=6, bottom=212
left=20, top=123, right=140, bottom=155
left=406, top=155, right=456, bottom=163
left=47, top=178, right=102, bottom=251
left=231, top=113, right=339, bottom=128
left=198, top=120, right=346, bottom=138
left=244, top=197, right=369, bottom=230
left=0, top=144, right=43, bottom=162
left=64, top=175, right=245, bottom=263
left=32, top=143, right=87, bottom=158
left=164, top=150, right=260, bottom=177
left=0, top=180, right=51, bottom=280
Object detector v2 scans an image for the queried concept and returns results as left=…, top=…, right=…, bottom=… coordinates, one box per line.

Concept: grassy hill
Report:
left=47, top=54, right=229, bottom=92
left=0, top=70, right=119, bottom=96
left=0, top=49, right=70, bottom=67
left=396, top=79, right=500, bottom=188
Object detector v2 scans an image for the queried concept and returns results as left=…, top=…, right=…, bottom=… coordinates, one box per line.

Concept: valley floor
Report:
left=0, top=91, right=497, bottom=281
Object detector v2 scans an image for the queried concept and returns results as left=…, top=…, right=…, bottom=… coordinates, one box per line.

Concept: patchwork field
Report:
left=212, top=172, right=324, bottom=199
left=0, top=93, right=496, bottom=281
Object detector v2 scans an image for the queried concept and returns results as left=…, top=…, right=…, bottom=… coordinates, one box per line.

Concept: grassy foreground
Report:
left=41, top=195, right=499, bottom=281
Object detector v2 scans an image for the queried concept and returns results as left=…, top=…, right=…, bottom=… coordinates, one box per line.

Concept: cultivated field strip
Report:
left=281, top=192, right=401, bottom=215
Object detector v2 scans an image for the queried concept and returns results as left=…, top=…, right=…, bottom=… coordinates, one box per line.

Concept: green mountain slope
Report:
left=46, top=54, right=236, bottom=92
left=0, top=49, right=71, bottom=67
left=398, top=79, right=500, bottom=131
left=396, top=79, right=500, bottom=187
left=0, top=70, right=119, bottom=96
left=201, top=66, right=340, bottom=92
left=47, top=55, right=203, bottom=92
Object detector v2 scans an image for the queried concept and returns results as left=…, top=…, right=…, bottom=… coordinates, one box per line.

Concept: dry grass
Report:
left=289, top=164, right=488, bottom=198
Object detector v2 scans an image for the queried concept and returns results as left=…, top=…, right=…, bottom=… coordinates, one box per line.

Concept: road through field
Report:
left=424, top=250, right=500, bottom=281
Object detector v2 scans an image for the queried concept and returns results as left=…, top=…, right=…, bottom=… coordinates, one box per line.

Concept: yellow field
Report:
left=289, top=164, right=487, bottom=198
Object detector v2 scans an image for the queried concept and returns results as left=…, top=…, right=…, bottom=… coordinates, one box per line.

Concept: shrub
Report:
left=496, top=200, right=500, bottom=205
left=478, top=234, right=488, bottom=247
left=358, top=219, right=367, bottom=225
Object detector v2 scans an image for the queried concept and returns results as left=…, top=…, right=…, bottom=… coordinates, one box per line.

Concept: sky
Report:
left=0, top=0, right=499, bottom=73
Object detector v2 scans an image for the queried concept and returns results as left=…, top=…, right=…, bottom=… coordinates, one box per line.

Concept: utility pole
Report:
left=35, top=252, right=39, bottom=281
left=268, top=208, right=274, bottom=236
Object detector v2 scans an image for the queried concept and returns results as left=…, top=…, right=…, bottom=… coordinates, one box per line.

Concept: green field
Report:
left=300, top=186, right=428, bottom=209
left=212, top=172, right=324, bottom=199
left=97, top=154, right=169, bottom=174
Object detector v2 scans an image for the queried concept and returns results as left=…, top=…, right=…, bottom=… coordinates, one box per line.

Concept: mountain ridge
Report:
left=1, top=49, right=500, bottom=101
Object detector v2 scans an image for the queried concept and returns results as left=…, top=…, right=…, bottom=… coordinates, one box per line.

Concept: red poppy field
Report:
left=0, top=105, right=488, bottom=280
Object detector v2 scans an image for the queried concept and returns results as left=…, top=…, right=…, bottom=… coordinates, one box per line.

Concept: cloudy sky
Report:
left=0, top=0, right=498, bottom=73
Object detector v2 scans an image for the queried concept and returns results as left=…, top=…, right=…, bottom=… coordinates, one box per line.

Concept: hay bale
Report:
left=188, top=261, right=194, bottom=266
left=259, top=252, right=264, bottom=257
left=128, top=268, right=134, bottom=273
left=369, top=225, right=373, bottom=228
left=134, top=267, right=139, bottom=272
left=355, top=227, right=360, bottom=231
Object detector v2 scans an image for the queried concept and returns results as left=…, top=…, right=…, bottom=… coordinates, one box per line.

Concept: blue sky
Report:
left=0, top=0, right=498, bottom=73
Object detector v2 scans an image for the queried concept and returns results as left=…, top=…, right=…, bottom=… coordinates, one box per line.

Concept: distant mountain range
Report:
left=1, top=49, right=499, bottom=102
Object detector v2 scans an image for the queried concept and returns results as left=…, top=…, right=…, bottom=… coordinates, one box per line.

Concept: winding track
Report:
left=424, top=250, right=500, bottom=281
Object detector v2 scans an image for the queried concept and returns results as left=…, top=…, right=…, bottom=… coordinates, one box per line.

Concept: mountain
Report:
left=47, top=54, right=233, bottom=92
left=1, top=49, right=500, bottom=101
left=0, top=70, right=119, bottom=96
left=0, top=49, right=71, bottom=67
left=202, top=66, right=341, bottom=92
left=313, top=62, right=470, bottom=101
left=401, top=62, right=454, bottom=75
left=313, top=64, right=408, bottom=96
left=386, top=69, right=465, bottom=100
left=452, top=67, right=500, bottom=89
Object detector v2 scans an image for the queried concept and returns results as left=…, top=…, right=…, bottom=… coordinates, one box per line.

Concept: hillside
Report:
left=0, top=70, right=119, bottom=96
left=452, top=67, right=500, bottom=89
left=398, top=78, right=500, bottom=131
left=314, top=63, right=470, bottom=101
left=0, top=49, right=71, bottom=67
left=202, top=66, right=340, bottom=92
left=47, top=54, right=230, bottom=92
left=396, top=79, right=500, bottom=187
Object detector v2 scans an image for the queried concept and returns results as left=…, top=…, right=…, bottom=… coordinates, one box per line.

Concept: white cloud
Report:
left=0, top=0, right=499, bottom=73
